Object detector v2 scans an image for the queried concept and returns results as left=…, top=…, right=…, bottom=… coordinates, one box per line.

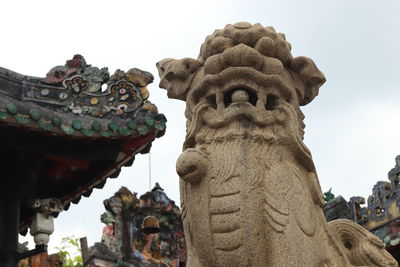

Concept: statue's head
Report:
left=158, top=22, right=325, bottom=150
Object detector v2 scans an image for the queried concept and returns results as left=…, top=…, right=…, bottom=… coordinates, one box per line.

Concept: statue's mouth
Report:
left=223, top=87, right=279, bottom=110
left=203, top=92, right=285, bottom=128
left=190, top=67, right=297, bottom=128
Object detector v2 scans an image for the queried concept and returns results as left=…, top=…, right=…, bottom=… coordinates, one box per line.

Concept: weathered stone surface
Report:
left=157, top=22, right=398, bottom=267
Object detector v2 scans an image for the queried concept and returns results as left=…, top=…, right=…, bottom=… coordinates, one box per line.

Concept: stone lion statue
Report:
left=157, top=22, right=397, bottom=267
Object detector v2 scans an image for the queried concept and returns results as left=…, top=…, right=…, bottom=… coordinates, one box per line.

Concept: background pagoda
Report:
left=94, top=184, right=186, bottom=267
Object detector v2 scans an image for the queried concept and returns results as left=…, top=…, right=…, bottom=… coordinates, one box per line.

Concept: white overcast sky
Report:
left=2, top=0, right=400, bottom=252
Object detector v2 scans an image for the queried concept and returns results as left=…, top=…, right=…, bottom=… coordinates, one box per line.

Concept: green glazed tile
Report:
left=72, top=120, right=82, bottom=130
left=29, top=109, right=41, bottom=121
left=144, top=115, right=155, bottom=126
left=100, top=130, right=113, bottom=137
left=60, top=124, right=75, bottom=135
left=37, top=119, right=53, bottom=131
left=108, top=121, right=119, bottom=132
left=14, top=114, right=30, bottom=124
left=81, top=128, right=94, bottom=136
left=6, top=103, right=17, bottom=114
left=91, top=121, right=102, bottom=132
left=52, top=116, right=62, bottom=127
left=137, top=125, right=149, bottom=135
left=0, top=111, right=8, bottom=119
left=154, top=121, right=166, bottom=131
left=127, top=120, right=137, bottom=130
left=118, top=127, right=132, bottom=136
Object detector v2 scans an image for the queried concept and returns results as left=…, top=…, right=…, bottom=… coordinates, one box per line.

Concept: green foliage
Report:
left=55, top=236, right=83, bottom=267
left=323, top=188, right=335, bottom=203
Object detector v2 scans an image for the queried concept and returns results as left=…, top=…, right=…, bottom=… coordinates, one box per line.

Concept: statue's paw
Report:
left=176, top=148, right=208, bottom=184
left=329, top=219, right=398, bottom=267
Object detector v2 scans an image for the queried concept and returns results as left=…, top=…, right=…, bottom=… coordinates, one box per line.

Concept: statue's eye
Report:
left=265, top=94, right=279, bottom=110
left=164, top=72, right=174, bottom=81
left=205, top=94, right=217, bottom=109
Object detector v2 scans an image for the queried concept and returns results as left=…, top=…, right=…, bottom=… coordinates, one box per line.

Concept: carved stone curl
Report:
left=157, top=22, right=398, bottom=267
left=329, top=219, right=397, bottom=267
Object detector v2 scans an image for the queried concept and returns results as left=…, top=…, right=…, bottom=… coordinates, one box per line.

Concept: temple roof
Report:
left=0, top=55, right=166, bottom=234
left=0, top=54, right=165, bottom=138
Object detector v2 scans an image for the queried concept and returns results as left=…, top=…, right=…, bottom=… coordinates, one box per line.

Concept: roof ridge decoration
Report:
left=0, top=55, right=166, bottom=138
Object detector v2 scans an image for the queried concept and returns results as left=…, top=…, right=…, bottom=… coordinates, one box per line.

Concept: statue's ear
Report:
left=156, top=58, right=202, bottom=101
left=290, top=56, right=326, bottom=106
